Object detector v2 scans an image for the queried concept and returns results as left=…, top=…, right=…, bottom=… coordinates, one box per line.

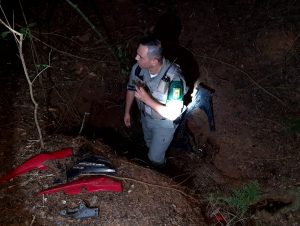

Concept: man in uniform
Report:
left=124, top=36, right=187, bottom=168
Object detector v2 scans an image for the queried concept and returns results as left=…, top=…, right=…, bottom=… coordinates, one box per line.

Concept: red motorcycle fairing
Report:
left=0, top=148, right=73, bottom=185
left=38, top=176, right=122, bottom=195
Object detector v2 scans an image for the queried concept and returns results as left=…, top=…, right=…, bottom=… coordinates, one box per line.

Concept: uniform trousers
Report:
left=140, top=114, right=178, bottom=165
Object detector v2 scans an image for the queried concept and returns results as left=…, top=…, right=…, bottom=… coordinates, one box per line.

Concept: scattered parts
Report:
left=189, top=83, right=216, bottom=131
left=67, top=155, right=116, bottom=181
left=182, top=83, right=216, bottom=131
left=38, top=176, right=122, bottom=195
left=0, top=148, right=73, bottom=185
left=59, top=201, right=98, bottom=219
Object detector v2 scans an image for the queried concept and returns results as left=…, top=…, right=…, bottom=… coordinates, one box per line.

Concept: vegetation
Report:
left=208, top=181, right=261, bottom=224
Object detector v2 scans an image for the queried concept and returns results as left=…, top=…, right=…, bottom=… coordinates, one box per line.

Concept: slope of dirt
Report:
left=0, top=137, right=205, bottom=225
left=0, top=0, right=299, bottom=225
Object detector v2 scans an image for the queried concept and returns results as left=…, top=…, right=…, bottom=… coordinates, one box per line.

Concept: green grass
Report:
left=222, top=181, right=260, bottom=214
left=209, top=181, right=261, bottom=216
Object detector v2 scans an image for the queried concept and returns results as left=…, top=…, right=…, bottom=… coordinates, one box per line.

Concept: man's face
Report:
left=135, top=44, right=154, bottom=69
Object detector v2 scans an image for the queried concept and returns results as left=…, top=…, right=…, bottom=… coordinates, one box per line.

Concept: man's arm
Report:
left=124, top=90, right=135, bottom=127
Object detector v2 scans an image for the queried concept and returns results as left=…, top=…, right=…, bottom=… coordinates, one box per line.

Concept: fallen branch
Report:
left=106, top=174, right=201, bottom=203
left=65, top=0, right=118, bottom=61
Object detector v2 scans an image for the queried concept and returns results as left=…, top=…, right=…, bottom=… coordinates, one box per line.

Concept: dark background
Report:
left=0, top=0, right=299, bottom=225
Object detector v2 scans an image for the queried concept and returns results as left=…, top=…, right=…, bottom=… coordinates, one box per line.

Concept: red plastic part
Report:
left=38, top=176, right=123, bottom=195
left=0, top=148, right=73, bottom=185
left=214, top=213, right=226, bottom=224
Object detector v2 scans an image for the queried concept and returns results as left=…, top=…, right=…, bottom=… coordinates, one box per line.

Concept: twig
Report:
left=0, top=18, right=22, bottom=38
left=31, top=35, right=104, bottom=62
left=65, top=0, right=118, bottom=61
left=0, top=10, right=46, bottom=148
left=247, top=155, right=296, bottom=161
left=31, top=50, right=52, bottom=84
left=175, top=173, right=194, bottom=187
left=38, top=31, right=83, bottom=47
left=19, top=0, right=40, bottom=76
left=195, top=54, right=286, bottom=106
left=78, top=112, right=90, bottom=135
left=105, top=174, right=200, bottom=202
left=29, top=215, right=36, bottom=226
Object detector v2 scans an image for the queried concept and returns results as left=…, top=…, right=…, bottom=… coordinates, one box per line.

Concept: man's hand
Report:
left=124, top=90, right=135, bottom=127
left=135, top=85, right=183, bottom=121
left=134, top=86, right=151, bottom=104
left=124, top=112, right=131, bottom=127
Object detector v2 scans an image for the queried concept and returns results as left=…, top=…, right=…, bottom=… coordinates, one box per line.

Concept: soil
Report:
left=0, top=0, right=299, bottom=225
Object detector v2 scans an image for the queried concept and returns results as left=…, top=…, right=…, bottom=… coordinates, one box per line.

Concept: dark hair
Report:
left=139, top=36, right=163, bottom=63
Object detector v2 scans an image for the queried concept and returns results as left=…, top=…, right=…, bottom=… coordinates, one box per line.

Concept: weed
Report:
left=222, top=181, right=260, bottom=215
left=115, top=44, right=132, bottom=76
left=0, top=23, right=35, bottom=40
left=208, top=181, right=260, bottom=222
left=282, top=117, right=300, bottom=133
left=35, top=64, right=49, bottom=71
left=0, top=30, right=11, bottom=39
left=288, top=187, right=300, bottom=212
left=20, top=23, right=36, bottom=39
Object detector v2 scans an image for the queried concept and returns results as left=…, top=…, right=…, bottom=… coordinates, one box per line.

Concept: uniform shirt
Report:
left=127, top=58, right=187, bottom=123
